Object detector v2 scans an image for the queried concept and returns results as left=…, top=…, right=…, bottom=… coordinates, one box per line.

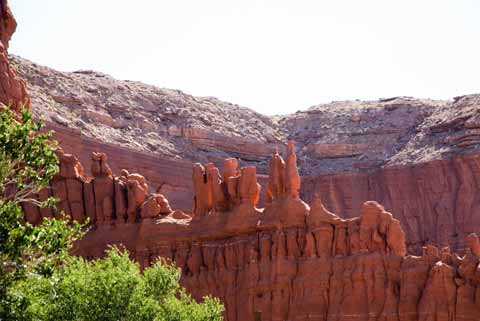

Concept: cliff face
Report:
left=0, top=0, right=28, bottom=109
left=10, top=55, right=480, bottom=253
left=13, top=61, right=480, bottom=320
left=283, top=95, right=480, bottom=175
left=23, top=144, right=480, bottom=321
left=46, top=120, right=480, bottom=254
left=303, top=153, right=480, bottom=253
left=48, top=123, right=196, bottom=211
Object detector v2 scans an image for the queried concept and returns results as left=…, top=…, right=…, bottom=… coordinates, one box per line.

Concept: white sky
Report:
left=9, top=0, right=480, bottom=115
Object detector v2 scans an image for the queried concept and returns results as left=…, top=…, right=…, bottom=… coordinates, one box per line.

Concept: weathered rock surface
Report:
left=24, top=146, right=480, bottom=321
left=6, top=0, right=480, bottom=317
left=9, top=53, right=480, bottom=254
left=8, top=56, right=480, bottom=246
left=10, top=55, right=283, bottom=173
left=0, top=0, right=28, bottom=110
left=283, top=96, right=480, bottom=175
left=303, top=152, right=480, bottom=254
left=48, top=122, right=196, bottom=211
left=42, top=115, right=480, bottom=254
left=12, top=54, right=480, bottom=173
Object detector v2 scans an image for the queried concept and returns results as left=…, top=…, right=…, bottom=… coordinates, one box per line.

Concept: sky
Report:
left=9, top=0, right=480, bottom=115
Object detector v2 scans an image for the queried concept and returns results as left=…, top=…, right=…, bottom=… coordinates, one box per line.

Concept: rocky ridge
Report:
left=282, top=95, right=480, bottom=174
left=9, top=56, right=480, bottom=253
left=11, top=56, right=283, bottom=171
left=11, top=54, right=480, bottom=177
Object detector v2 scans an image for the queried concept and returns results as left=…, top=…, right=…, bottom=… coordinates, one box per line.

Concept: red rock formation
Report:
left=0, top=0, right=28, bottom=110
left=265, top=149, right=285, bottom=204
left=10, top=52, right=480, bottom=255
left=0, top=0, right=16, bottom=51
left=23, top=149, right=168, bottom=228
left=49, top=127, right=476, bottom=254
left=140, top=193, right=172, bottom=219
left=52, top=147, right=86, bottom=223
left=285, top=140, right=301, bottom=199
left=260, top=144, right=310, bottom=230
left=47, top=123, right=195, bottom=211
left=192, top=159, right=261, bottom=219
left=23, top=143, right=480, bottom=321
left=91, top=152, right=114, bottom=225
left=124, top=170, right=149, bottom=223
left=5, top=0, right=480, bottom=316
left=7, top=30, right=480, bottom=254
left=302, top=153, right=480, bottom=253
left=37, top=93, right=480, bottom=255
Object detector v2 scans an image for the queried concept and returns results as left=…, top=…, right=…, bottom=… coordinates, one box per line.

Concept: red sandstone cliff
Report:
left=0, top=0, right=28, bottom=109
left=8, top=54, right=480, bottom=253
left=15, top=79, right=480, bottom=321
left=22, top=143, right=480, bottom=321
left=10, top=54, right=480, bottom=253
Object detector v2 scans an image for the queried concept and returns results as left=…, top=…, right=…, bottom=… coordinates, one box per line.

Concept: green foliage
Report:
left=0, top=107, right=85, bottom=319
left=0, top=107, right=224, bottom=320
left=0, top=108, right=58, bottom=204
left=15, top=248, right=224, bottom=321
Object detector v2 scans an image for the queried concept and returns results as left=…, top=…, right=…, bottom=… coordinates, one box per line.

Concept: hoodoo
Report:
left=19, top=144, right=480, bottom=321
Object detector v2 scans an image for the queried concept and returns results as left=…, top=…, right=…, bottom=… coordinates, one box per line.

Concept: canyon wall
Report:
left=303, top=153, right=480, bottom=254
left=6, top=1, right=480, bottom=319
left=13, top=52, right=480, bottom=254
left=9, top=22, right=480, bottom=254
left=49, top=123, right=480, bottom=254
left=48, top=122, right=196, bottom=211
left=23, top=143, right=480, bottom=321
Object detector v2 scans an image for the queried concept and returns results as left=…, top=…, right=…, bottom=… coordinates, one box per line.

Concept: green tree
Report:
left=0, top=107, right=84, bottom=319
left=0, top=108, right=224, bottom=320
left=15, top=247, right=224, bottom=321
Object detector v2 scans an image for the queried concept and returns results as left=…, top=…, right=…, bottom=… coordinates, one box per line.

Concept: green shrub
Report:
left=15, top=248, right=224, bottom=321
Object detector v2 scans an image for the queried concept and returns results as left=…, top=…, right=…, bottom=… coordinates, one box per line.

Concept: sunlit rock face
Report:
left=20, top=143, right=480, bottom=321
left=0, top=0, right=28, bottom=110
left=11, top=52, right=480, bottom=254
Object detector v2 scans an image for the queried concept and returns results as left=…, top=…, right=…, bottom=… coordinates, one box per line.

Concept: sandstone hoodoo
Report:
left=20, top=143, right=480, bottom=321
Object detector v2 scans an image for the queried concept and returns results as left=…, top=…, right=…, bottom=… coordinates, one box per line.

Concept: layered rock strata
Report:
left=10, top=52, right=480, bottom=253
left=44, top=125, right=480, bottom=254
left=303, top=152, right=480, bottom=253
left=23, top=143, right=480, bottom=321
